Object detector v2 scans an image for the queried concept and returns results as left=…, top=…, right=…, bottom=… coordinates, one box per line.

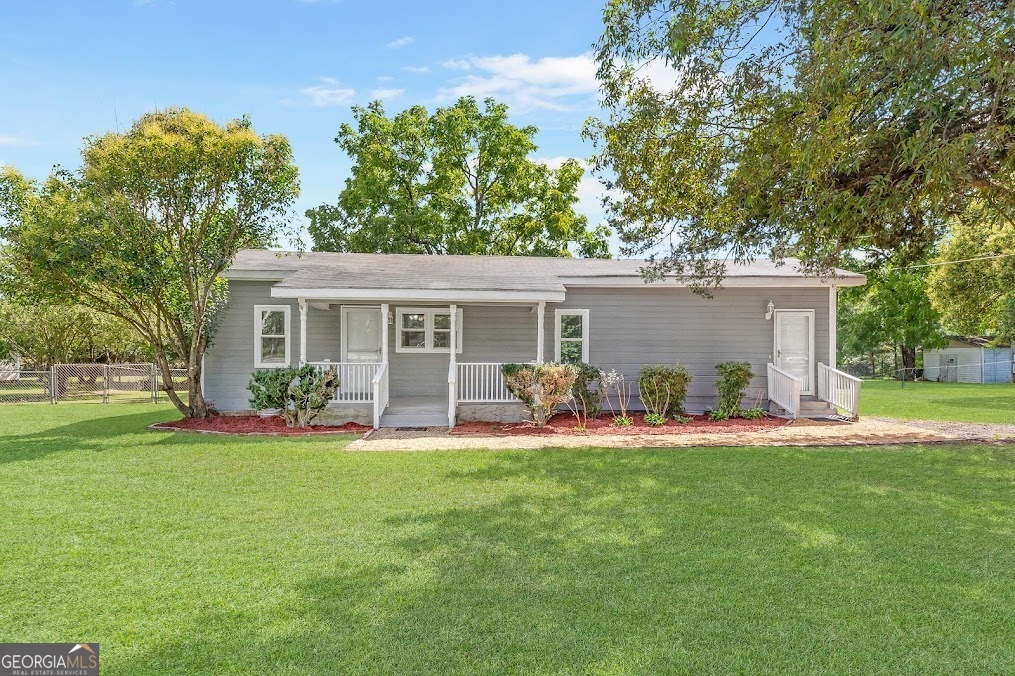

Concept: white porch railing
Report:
left=456, top=362, right=521, bottom=403
left=372, top=362, right=389, bottom=429
left=308, top=362, right=382, bottom=403
left=767, top=363, right=802, bottom=418
left=817, top=362, right=862, bottom=419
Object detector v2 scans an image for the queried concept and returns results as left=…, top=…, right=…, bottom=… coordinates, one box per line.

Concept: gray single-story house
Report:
left=204, top=250, right=867, bottom=427
left=923, top=337, right=1013, bottom=383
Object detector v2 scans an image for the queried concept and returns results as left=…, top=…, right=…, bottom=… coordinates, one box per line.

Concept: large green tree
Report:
left=838, top=266, right=947, bottom=376
left=0, top=108, right=300, bottom=417
left=308, top=96, right=610, bottom=258
left=928, top=204, right=1015, bottom=340
left=587, top=0, right=1014, bottom=285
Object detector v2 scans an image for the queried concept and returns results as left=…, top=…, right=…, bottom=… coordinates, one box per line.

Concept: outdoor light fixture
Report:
left=387, top=310, right=394, bottom=325
left=765, top=300, right=775, bottom=320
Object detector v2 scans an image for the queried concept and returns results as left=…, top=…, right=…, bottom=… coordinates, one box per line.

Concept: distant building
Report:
left=924, top=337, right=1013, bottom=383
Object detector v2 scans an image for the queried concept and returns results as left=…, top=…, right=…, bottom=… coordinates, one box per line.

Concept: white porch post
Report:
left=536, top=300, right=545, bottom=364
left=448, top=303, right=457, bottom=428
left=298, top=298, right=308, bottom=365
left=829, top=286, right=837, bottom=368
left=380, top=303, right=389, bottom=363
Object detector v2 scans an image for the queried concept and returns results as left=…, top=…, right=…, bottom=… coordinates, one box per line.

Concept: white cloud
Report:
left=437, top=53, right=599, bottom=111
left=0, top=135, right=32, bottom=146
left=296, top=78, right=356, bottom=107
left=402, top=65, right=430, bottom=74
left=386, top=36, right=414, bottom=49
left=369, top=88, right=405, bottom=100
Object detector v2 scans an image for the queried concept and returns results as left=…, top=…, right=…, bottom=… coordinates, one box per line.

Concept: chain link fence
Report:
left=0, top=363, right=188, bottom=405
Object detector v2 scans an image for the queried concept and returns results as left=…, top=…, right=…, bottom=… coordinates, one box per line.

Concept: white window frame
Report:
left=555, top=308, right=590, bottom=363
left=254, top=304, right=291, bottom=368
left=395, top=307, right=464, bottom=354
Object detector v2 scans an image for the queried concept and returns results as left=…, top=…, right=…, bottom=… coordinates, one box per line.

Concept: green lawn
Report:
left=1, top=404, right=1013, bottom=674
left=860, top=379, right=1015, bottom=423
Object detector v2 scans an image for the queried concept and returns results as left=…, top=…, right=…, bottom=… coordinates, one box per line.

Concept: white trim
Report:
left=395, top=307, right=464, bottom=354
left=560, top=276, right=866, bottom=288
left=554, top=308, right=590, bottom=363
left=253, top=304, right=291, bottom=368
left=298, top=299, right=308, bottom=365
left=828, top=286, right=837, bottom=369
left=340, top=305, right=382, bottom=363
left=271, top=287, right=565, bottom=303
left=536, top=301, right=545, bottom=364
left=380, top=303, right=389, bottom=364
left=773, top=309, right=815, bottom=396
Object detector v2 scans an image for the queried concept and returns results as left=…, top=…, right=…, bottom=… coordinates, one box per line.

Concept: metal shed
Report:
left=923, top=337, right=1013, bottom=383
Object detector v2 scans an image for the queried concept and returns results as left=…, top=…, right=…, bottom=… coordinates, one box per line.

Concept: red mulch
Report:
left=451, top=413, right=788, bottom=436
left=150, top=415, right=372, bottom=436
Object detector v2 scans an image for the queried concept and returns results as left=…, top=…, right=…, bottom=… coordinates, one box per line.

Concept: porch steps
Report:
left=379, top=397, right=448, bottom=428
left=771, top=396, right=841, bottom=420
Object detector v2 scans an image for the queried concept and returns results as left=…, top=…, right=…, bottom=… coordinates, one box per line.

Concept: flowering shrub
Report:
left=502, top=363, right=578, bottom=426
left=602, top=369, right=633, bottom=418
left=248, top=365, right=339, bottom=428
left=637, top=364, right=691, bottom=417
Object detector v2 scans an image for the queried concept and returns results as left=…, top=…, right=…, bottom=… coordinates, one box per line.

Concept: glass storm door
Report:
left=775, top=310, right=814, bottom=395
left=342, top=307, right=382, bottom=363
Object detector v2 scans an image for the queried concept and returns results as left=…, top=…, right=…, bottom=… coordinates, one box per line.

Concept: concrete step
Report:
left=379, top=413, right=448, bottom=428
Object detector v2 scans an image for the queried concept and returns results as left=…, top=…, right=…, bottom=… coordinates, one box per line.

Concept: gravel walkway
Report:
left=871, top=417, right=1015, bottom=441
left=347, top=417, right=965, bottom=452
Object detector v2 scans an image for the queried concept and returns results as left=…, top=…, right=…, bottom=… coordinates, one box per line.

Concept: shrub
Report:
left=741, top=407, right=766, bottom=420
left=602, top=369, right=633, bottom=418
left=714, top=361, right=754, bottom=419
left=502, top=363, right=578, bottom=426
left=613, top=415, right=633, bottom=427
left=637, top=364, right=691, bottom=417
left=644, top=412, right=667, bottom=426
left=708, top=409, right=730, bottom=422
left=571, top=362, right=604, bottom=419
left=673, top=414, right=693, bottom=424
left=248, top=365, right=340, bottom=428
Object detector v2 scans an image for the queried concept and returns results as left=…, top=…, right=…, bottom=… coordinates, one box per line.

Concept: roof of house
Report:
left=939, top=336, right=1012, bottom=348
left=226, top=250, right=865, bottom=300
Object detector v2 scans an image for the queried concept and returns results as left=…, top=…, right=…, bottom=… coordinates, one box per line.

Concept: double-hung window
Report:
left=396, top=308, right=463, bottom=353
left=254, top=305, right=291, bottom=368
left=555, top=309, right=589, bottom=364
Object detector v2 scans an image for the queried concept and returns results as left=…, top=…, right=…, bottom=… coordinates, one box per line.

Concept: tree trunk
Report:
left=900, top=345, right=917, bottom=379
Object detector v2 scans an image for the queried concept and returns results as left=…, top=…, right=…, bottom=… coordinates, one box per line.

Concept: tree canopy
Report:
left=587, top=0, right=1015, bottom=285
left=308, top=96, right=610, bottom=258
left=0, top=108, right=300, bottom=416
left=928, top=204, right=1015, bottom=341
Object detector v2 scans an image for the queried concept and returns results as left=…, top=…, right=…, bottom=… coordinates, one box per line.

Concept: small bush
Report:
left=644, top=412, right=668, bottom=426
left=602, top=369, right=633, bottom=418
left=571, top=362, right=604, bottom=418
left=638, top=364, right=691, bottom=417
left=502, top=363, right=578, bottom=426
left=673, top=414, right=693, bottom=424
left=714, top=361, right=754, bottom=419
left=708, top=409, right=730, bottom=422
left=741, top=407, right=766, bottom=420
left=248, top=365, right=340, bottom=428
left=613, top=415, right=633, bottom=427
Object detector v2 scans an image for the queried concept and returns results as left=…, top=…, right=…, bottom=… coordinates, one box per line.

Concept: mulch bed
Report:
left=150, top=415, right=372, bottom=436
left=451, top=413, right=789, bottom=436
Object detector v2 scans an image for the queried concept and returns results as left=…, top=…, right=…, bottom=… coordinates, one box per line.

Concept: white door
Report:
left=775, top=310, right=815, bottom=395
left=342, top=307, right=382, bottom=362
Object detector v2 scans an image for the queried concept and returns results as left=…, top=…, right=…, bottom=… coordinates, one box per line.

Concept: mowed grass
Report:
left=1, top=404, right=1013, bottom=674
left=861, top=379, right=1015, bottom=423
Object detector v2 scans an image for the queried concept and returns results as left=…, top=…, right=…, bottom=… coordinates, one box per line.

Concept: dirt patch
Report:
left=451, top=413, right=788, bottom=437
left=871, top=417, right=1015, bottom=441
left=151, top=415, right=371, bottom=436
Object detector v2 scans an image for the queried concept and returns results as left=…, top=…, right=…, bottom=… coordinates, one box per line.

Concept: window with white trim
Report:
left=555, top=309, right=589, bottom=364
left=396, top=307, right=463, bottom=353
left=254, top=305, right=291, bottom=367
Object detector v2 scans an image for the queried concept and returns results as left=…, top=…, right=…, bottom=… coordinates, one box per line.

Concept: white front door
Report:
left=775, top=310, right=815, bottom=395
left=342, top=307, right=382, bottom=363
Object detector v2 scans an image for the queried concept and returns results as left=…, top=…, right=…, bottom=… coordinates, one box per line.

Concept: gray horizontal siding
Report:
left=205, top=281, right=833, bottom=413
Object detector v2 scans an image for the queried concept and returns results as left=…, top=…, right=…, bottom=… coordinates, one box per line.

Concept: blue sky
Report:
left=0, top=0, right=622, bottom=250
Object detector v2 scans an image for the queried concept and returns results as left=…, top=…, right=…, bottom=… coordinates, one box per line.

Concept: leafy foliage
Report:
left=714, top=361, right=754, bottom=419
left=741, top=408, right=766, bottom=421
left=587, top=1, right=1015, bottom=286
left=839, top=266, right=948, bottom=373
left=248, top=365, right=339, bottom=428
left=673, top=414, right=693, bottom=424
left=613, top=415, right=633, bottom=427
left=927, top=204, right=1015, bottom=341
left=570, top=362, right=604, bottom=418
left=637, top=364, right=691, bottom=417
left=501, top=362, right=578, bottom=426
left=644, top=413, right=667, bottom=426
left=308, top=96, right=610, bottom=258
left=0, top=109, right=300, bottom=417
